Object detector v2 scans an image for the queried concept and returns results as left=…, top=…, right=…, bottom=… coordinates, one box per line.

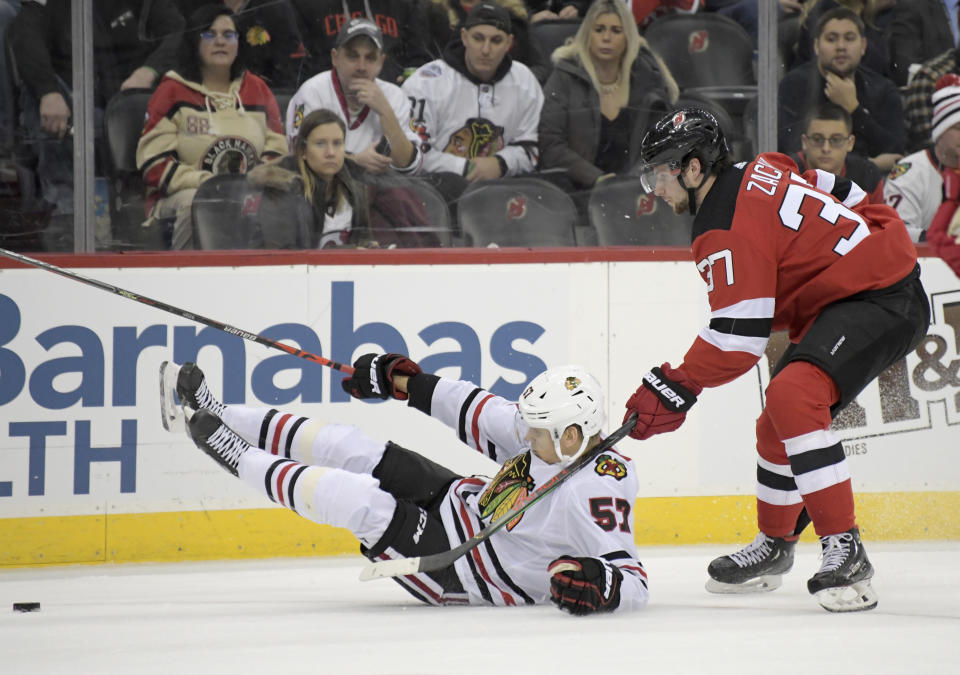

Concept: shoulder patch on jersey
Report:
left=888, top=162, right=910, bottom=180
left=594, top=453, right=627, bottom=481
left=293, top=103, right=304, bottom=131
left=478, top=451, right=536, bottom=531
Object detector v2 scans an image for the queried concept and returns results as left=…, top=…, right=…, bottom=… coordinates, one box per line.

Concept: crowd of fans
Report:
left=0, top=0, right=957, bottom=276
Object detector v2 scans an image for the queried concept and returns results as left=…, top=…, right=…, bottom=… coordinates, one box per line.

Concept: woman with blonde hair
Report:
left=538, top=0, right=678, bottom=190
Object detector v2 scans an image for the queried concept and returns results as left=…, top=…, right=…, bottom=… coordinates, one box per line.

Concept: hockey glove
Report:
left=623, top=362, right=702, bottom=440
left=548, top=556, right=623, bottom=616
left=341, top=353, right=422, bottom=401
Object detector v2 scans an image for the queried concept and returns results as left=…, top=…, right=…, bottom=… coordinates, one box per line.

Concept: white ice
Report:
left=2, top=542, right=958, bottom=675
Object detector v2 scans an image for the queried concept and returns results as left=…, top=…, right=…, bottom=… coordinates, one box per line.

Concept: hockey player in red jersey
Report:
left=624, top=108, right=930, bottom=612
left=174, top=356, right=648, bottom=615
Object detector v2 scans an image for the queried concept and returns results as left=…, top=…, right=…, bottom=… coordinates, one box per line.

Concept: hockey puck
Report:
left=13, top=602, right=40, bottom=612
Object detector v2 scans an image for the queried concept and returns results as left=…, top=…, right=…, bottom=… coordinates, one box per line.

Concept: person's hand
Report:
left=778, top=0, right=804, bottom=13
left=466, top=156, right=504, bottom=182
left=558, top=5, right=580, bottom=19
left=531, top=10, right=559, bottom=22
left=341, top=353, right=422, bottom=401
left=869, top=153, right=903, bottom=173
left=595, top=173, right=615, bottom=185
left=548, top=556, right=623, bottom=616
left=350, top=79, right=391, bottom=116
left=351, top=143, right=394, bottom=175
left=823, top=72, right=859, bottom=113
left=39, top=92, right=71, bottom=138
left=623, top=363, right=702, bottom=440
left=121, top=66, right=157, bottom=90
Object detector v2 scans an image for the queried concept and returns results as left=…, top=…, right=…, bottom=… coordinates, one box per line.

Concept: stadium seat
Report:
left=191, top=174, right=261, bottom=250
left=643, top=13, right=757, bottom=117
left=530, top=19, right=581, bottom=61
left=587, top=176, right=692, bottom=246
left=365, top=174, right=455, bottom=247
left=457, top=177, right=578, bottom=247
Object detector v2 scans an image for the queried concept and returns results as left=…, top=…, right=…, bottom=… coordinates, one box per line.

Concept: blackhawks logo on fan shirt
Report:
left=478, top=451, right=536, bottom=531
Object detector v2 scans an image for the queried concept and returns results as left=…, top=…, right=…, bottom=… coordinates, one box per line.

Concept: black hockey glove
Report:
left=341, top=353, right=422, bottom=401
left=548, top=555, right=623, bottom=616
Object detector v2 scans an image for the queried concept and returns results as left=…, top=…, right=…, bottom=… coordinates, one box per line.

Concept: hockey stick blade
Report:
left=0, top=248, right=354, bottom=375
left=359, top=412, right=639, bottom=582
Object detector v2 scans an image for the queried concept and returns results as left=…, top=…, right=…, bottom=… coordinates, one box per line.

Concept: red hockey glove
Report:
left=548, top=556, right=623, bottom=616
left=341, top=353, right=422, bottom=401
left=623, top=362, right=702, bottom=440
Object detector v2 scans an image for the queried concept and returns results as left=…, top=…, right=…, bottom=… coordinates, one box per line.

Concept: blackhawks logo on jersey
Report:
left=478, top=451, right=536, bottom=531
left=444, top=117, right=504, bottom=158
left=594, top=453, right=627, bottom=480
left=888, top=161, right=910, bottom=180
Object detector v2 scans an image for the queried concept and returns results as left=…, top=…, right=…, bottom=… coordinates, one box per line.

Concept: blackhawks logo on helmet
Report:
left=478, top=452, right=536, bottom=531
left=594, top=453, right=627, bottom=480
left=564, top=376, right=581, bottom=391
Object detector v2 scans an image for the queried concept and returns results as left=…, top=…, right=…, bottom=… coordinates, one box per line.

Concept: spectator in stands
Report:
left=788, top=102, right=884, bottom=203
left=178, top=1, right=306, bottom=92
left=285, top=18, right=420, bottom=176
left=885, top=75, right=960, bottom=243
left=9, top=0, right=185, bottom=249
left=290, top=0, right=432, bottom=85
left=0, top=0, right=21, bottom=152
left=927, top=167, right=960, bottom=279
left=702, top=1, right=807, bottom=45
left=424, top=0, right=549, bottom=83
left=528, top=1, right=588, bottom=23
left=538, top=0, right=677, bottom=191
left=887, top=0, right=956, bottom=87
left=792, top=0, right=894, bottom=77
left=136, top=6, right=286, bottom=250
left=778, top=6, right=904, bottom=171
left=402, top=3, right=543, bottom=184
left=247, top=108, right=437, bottom=248
left=903, top=47, right=960, bottom=152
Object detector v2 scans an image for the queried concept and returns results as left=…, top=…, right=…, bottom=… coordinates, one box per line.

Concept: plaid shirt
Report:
left=903, top=48, right=959, bottom=152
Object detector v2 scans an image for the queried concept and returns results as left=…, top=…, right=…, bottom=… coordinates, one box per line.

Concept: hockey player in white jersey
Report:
left=285, top=18, right=422, bottom=176
left=176, top=354, right=648, bottom=614
left=401, top=3, right=543, bottom=182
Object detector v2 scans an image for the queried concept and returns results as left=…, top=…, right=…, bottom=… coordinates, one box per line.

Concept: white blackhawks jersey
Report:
left=883, top=148, right=942, bottom=243
left=411, top=377, right=648, bottom=609
left=400, top=58, right=543, bottom=177
left=285, top=70, right=422, bottom=174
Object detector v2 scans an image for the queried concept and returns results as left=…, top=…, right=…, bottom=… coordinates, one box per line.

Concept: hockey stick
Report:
left=0, top=247, right=354, bottom=374
left=358, top=411, right=639, bottom=582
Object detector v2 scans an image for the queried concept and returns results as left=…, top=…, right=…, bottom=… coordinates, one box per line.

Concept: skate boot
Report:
left=705, top=532, right=796, bottom=593
left=187, top=409, right=252, bottom=477
left=176, top=362, right=225, bottom=416
left=807, top=527, right=877, bottom=612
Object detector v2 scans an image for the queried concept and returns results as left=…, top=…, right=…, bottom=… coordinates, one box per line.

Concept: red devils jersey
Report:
left=680, top=152, right=917, bottom=389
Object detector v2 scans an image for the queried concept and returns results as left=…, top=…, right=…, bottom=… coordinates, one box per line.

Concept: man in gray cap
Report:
left=286, top=17, right=421, bottom=175
left=401, top=2, right=543, bottom=182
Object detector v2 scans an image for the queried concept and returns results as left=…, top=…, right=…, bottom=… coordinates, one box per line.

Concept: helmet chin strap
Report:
left=678, top=162, right=712, bottom=216
left=551, top=431, right=590, bottom=465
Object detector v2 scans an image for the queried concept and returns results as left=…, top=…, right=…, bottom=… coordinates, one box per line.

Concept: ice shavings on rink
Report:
left=1, top=542, right=958, bottom=675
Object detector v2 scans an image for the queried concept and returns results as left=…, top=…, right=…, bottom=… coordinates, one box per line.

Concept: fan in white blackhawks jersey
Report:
left=173, top=354, right=648, bottom=614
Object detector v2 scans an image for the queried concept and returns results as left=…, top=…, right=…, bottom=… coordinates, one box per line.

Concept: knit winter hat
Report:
left=931, top=73, right=960, bottom=143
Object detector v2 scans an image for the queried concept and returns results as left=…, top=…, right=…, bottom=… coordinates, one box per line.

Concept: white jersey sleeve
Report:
left=883, top=149, right=941, bottom=242
left=495, top=63, right=542, bottom=176
left=401, top=62, right=470, bottom=176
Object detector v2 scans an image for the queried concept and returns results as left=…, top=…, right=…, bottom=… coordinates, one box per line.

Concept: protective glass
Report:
left=638, top=161, right=682, bottom=193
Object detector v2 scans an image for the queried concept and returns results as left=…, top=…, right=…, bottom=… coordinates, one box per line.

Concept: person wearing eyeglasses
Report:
left=137, top=5, right=288, bottom=250
left=790, top=102, right=884, bottom=204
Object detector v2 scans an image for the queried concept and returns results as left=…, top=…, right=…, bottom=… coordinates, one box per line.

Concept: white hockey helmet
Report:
left=518, top=365, right=605, bottom=463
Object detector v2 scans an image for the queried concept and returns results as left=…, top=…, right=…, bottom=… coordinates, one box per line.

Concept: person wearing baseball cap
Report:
left=284, top=16, right=421, bottom=175
left=885, top=73, right=960, bottom=242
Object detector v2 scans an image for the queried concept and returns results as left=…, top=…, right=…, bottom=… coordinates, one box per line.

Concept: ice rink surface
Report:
left=2, top=542, right=958, bottom=675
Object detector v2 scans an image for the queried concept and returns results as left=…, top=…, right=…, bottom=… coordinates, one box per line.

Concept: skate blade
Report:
left=814, top=580, right=878, bottom=613
left=705, top=575, right=783, bottom=594
left=159, top=361, right=186, bottom=433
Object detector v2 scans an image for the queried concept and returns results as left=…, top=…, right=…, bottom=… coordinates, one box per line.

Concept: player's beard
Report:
left=671, top=192, right=690, bottom=215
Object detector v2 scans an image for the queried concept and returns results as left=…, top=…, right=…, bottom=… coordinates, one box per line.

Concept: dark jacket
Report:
left=777, top=61, right=906, bottom=157
left=538, top=51, right=673, bottom=188
left=11, top=0, right=184, bottom=104
left=290, top=0, right=433, bottom=85
left=887, top=0, right=957, bottom=87
left=788, top=151, right=885, bottom=204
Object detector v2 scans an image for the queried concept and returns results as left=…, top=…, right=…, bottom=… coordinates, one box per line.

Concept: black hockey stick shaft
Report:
left=0, top=247, right=354, bottom=374
left=359, top=412, right=639, bottom=581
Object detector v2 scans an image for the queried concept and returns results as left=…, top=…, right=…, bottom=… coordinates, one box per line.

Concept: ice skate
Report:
left=807, top=527, right=877, bottom=612
left=187, top=409, right=252, bottom=477
left=176, top=361, right=225, bottom=415
left=159, top=360, right=187, bottom=432
left=705, top=532, right=795, bottom=594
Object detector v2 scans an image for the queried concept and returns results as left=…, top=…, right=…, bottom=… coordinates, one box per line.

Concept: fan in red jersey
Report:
left=627, top=107, right=930, bottom=613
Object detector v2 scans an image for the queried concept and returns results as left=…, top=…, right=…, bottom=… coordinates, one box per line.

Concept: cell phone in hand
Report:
left=374, top=136, right=391, bottom=156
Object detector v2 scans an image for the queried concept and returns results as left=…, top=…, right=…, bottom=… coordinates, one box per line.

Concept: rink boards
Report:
left=1, top=249, right=958, bottom=566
